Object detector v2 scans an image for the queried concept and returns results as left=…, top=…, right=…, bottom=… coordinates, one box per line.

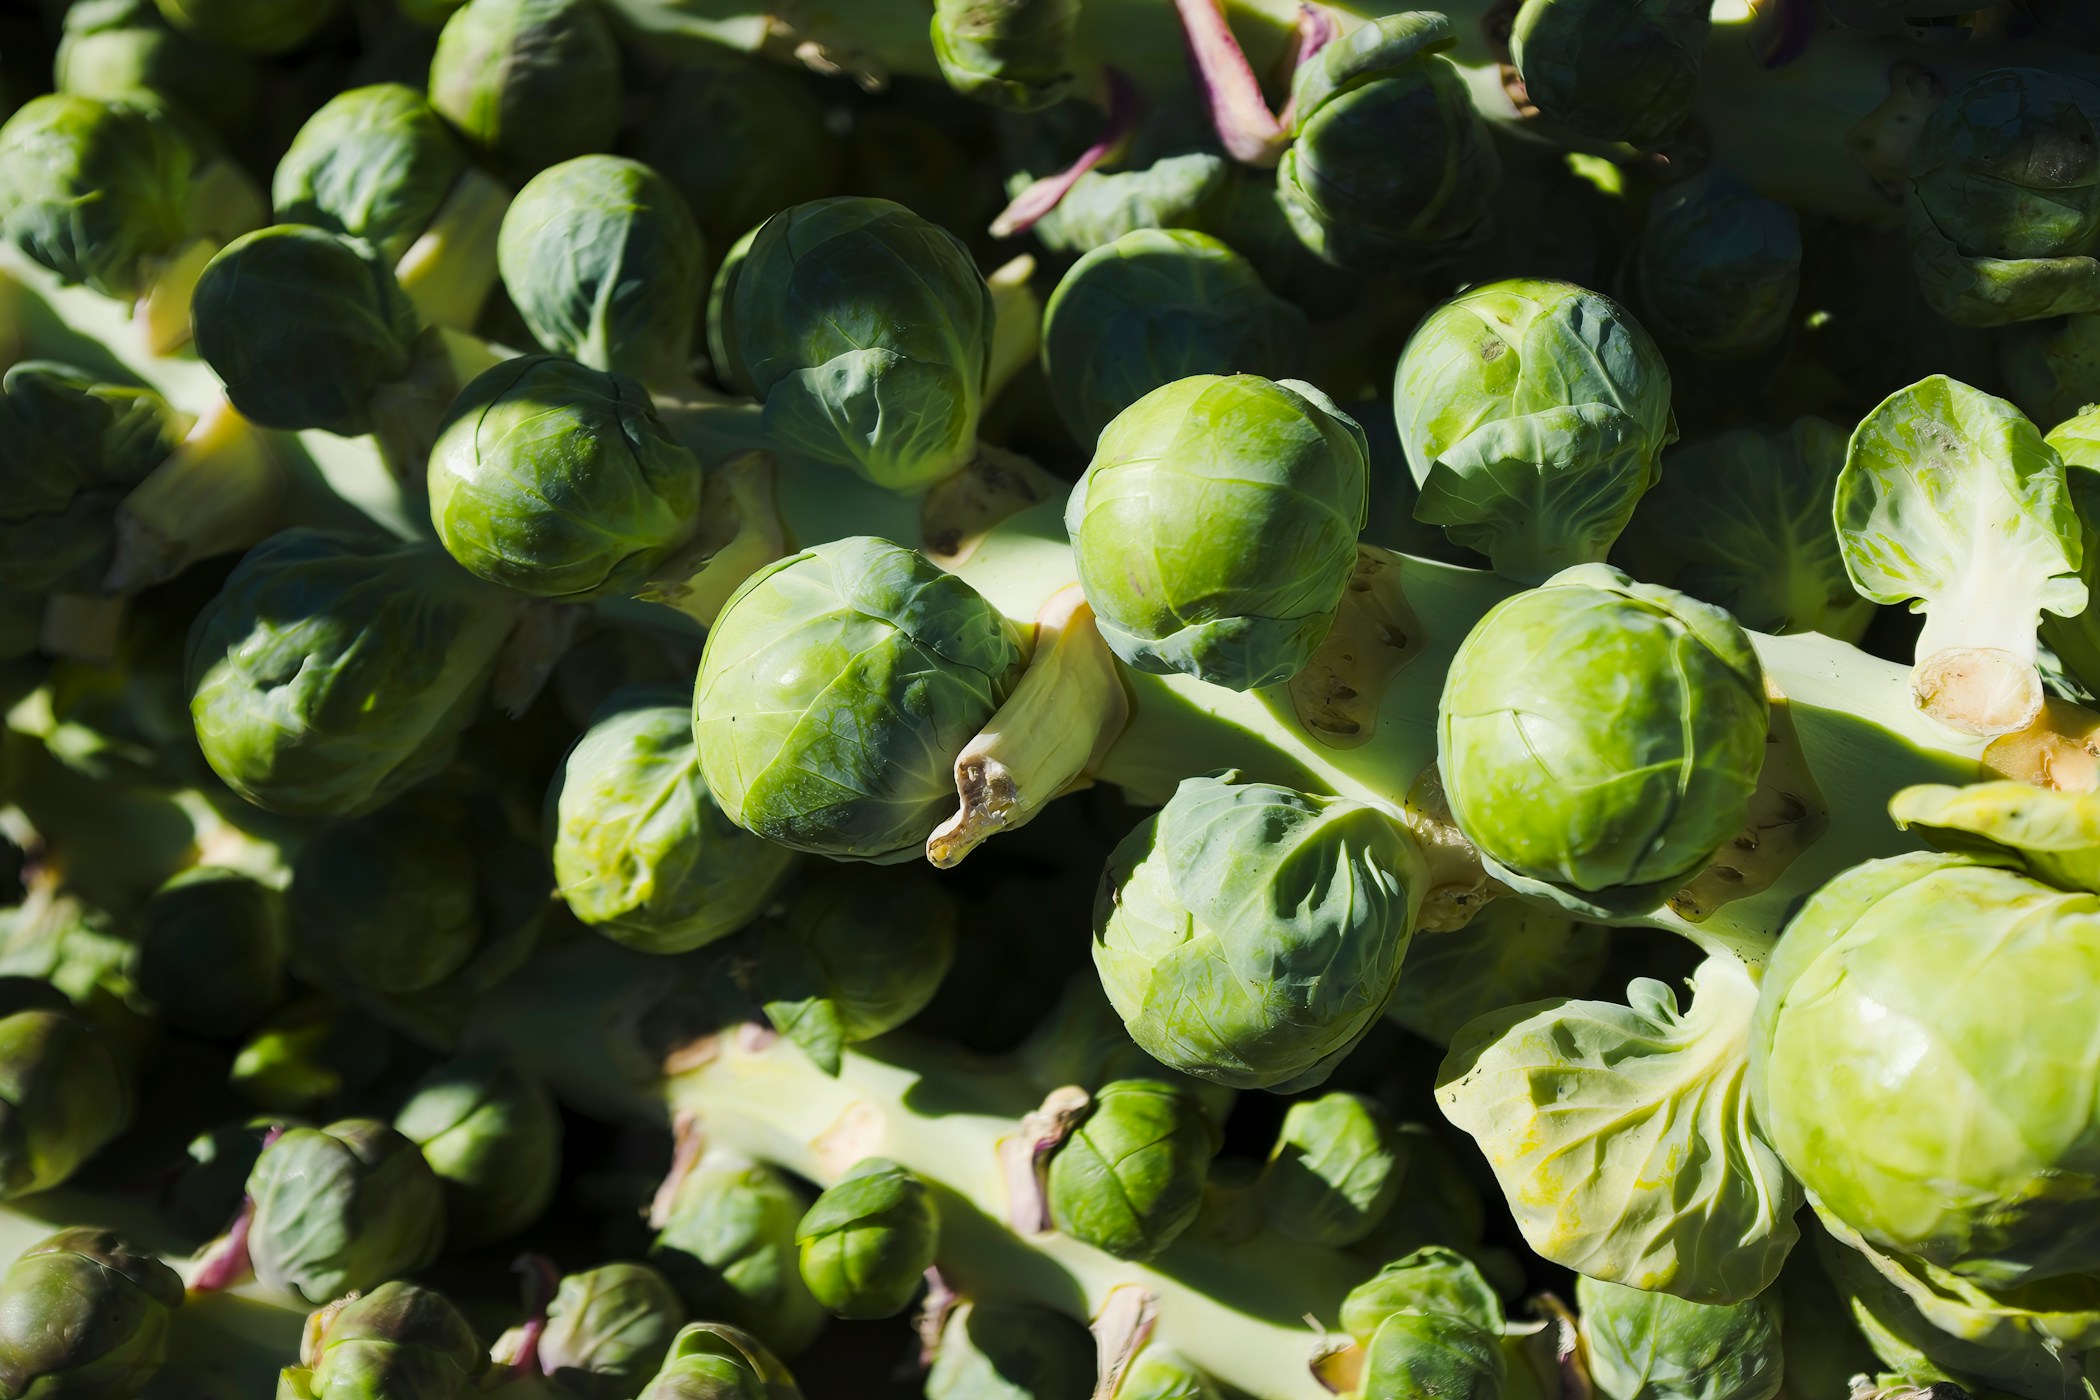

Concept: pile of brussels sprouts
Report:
left=7, top=0, right=2100, bottom=1396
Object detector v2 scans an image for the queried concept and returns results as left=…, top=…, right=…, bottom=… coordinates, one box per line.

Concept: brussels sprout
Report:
left=1632, top=168, right=1802, bottom=360
left=1617, top=418, right=1873, bottom=642
left=272, top=84, right=469, bottom=268
left=931, top=0, right=1078, bottom=112
left=393, top=1053, right=560, bottom=1250
left=649, top=1153, right=825, bottom=1356
left=1338, top=1248, right=1507, bottom=1400
left=1905, top=68, right=2100, bottom=327
left=1394, top=279, right=1676, bottom=583
left=638, top=1323, right=800, bottom=1400
left=428, top=0, right=621, bottom=184
left=1040, top=230, right=1307, bottom=450
left=427, top=355, right=704, bottom=601
left=246, top=1118, right=446, bottom=1304
left=1067, top=374, right=1367, bottom=690
left=535, top=1264, right=688, bottom=1400
left=1440, top=954, right=1801, bottom=1303
left=0, top=1229, right=181, bottom=1397
left=1510, top=0, right=1711, bottom=147
left=1578, top=1277, right=1784, bottom=1400
left=0, top=1005, right=134, bottom=1198
left=1276, top=14, right=1500, bottom=269
left=0, top=360, right=187, bottom=596
left=190, top=225, right=423, bottom=437
left=692, top=536, right=1025, bottom=863
left=1439, top=564, right=1767, bottom=911
left=277, top=1281, right=482, bottom=1400
left=135, top=865, right=287, bottom=1039
left=1836, top=376, right=2083, bottom=737
left=56, top=0, right=262, bottom=140
left=709, top=198, right=994, bottom=491
left=287, top=800, right=482, bottom=997
left=925, top=1302, right=1095, bottom=1400
left=1115, top=1353, right=1220, bottom=1400
left=0, top=93, right=192, bottom=301
left=794, top=1158, right=938, bottom=1320
left=1384, top=898, right=1610, bottom=1045
left=1754, top=848, right=2100, bottom=1287
left=1092, top=771, right=1427, bottom=1091
left=749, top=867, right=956, bottom=1075
left=552, top=688, right=795, bottom=954
left=230, top=1000, right=401, bottom=1114
left=150, top=0, right=339, bottom=52
left=2002, top=313, right=2100, bottom=430
left=498, top=156, right=704, bottom=389
left=1046, top=1078, right=1215, bottom=1261
left=627, top=50, right=844, bottom=265
left=1258, top=1091, right=1403, bottom=1248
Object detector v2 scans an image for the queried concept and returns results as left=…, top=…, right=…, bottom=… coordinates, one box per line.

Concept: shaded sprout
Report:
left=279, top=1281, right=482, bottom=1400
left=0, top=93, right=193, bottom=301
left=795, top=1158, right=939, bottom=1320
left=427, top=0, right=622, bottom=185
left=2002, top=313, right=2100, bottom=429
left=287, top=798, right=483, bottom=996
left=149, top=0, right=341, bottom=53
left=1092, top=771, right=1426, bottom=1091
left=393, top=1052, right=561, bottom=1249
left=0, top=1229, right=182, bottom=1397
left=1633, top=168, right=1802, bottom=360
left=1577, top=1275, right=1785, bottom=1400
left=56, top=0, right=262, bottom=140
left=1383, top=897, right=1610, bottom=1045
left=692, top=536, right=1024, bottom=863
left=638, top=1323, right=799, bottom=1400
left=931, top=0, right=1079, bottom=112
left=1337, top=1247, right=1507, bottom=1400
left=926, top=1302, right=1096, bottom=1400
left=1067, top=374, right=1368, bottom=691
left=271, top=83, right=469, bottom=267
left=1258, top=1091, right=1404, bottom=1247
left=535, top=1263, right=690, bottom=1400
left=551, top=688, right=795, bottom=954
left=1040, top=229, right=1307, bottom=449
left=650, top=1153, right=825, bottom=1357
left=1510, top=0, right=1712, bottom=147
left=135, top=865, right=286, bottom=1039
left=0, top=1005, right=134, bottom=1198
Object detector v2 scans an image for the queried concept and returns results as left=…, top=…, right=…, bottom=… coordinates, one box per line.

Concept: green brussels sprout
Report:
left=428, top=0, right=621, bottom=185
left=135, top=865, right=287, bottom=1039
left=2002, top=313, right=2100, bottom=430
left=1905, top=68, right=2100, bottom=327
left=427, top=355, right=704, bottom=601
left=1040, top=230, right=1307, bottom=449
left=1393, top=279, right=1676, bottom=583
left=750, top=868, right=957, bottom=1075
left=187, top=530, right=519, bottom=816
left=638, top=1323, right=799, bottom=1400
left=931, top=0, right=1078, bottom=112
left=1616, top=418, right=1874, bottom=642
left=925, top=1302, right=1095, bottom=1400
left=0, top=1229, right=182, bottom=1397
left=1632, top=167, right=1802, bottom=360
left=190, top=225, right=422, bottom=437
left=1276, top=14, right=1500, bottom=269
left=271, top=84, right=469, bottom=268
left=1835, top=376, right=2083, bottom=737
left=277, top=1281, right=482, bottom=1400
left=229, top=1000, right=401, bottom=1114
left=0, top=1005, right=134, bottom=1198
left=1046, top=1078, right=1215, bottom=1261
left=1509, top=0, right=1711, bottom=147
left=498, top=156, right=704, bottom=389
left=1577, top=1276, right=1785, bottom=1400
left=552, top=688, right=795, bottom=954
left=1438, top=564, right=1768, bottom=912
left=1338, top=1247, right=1507, bottom=1400
left=692, top=536, right=1024, bottom=863
left=1067, top=374, right=1368, bottom=690
left=535, top=1264, right=689, bottom=1400
left=1114, top=1353, right=1220, bottom=1400
left=1091, top=771, right=1427, bottom=1091
left=649, top=1153, right=825, bottom=1357
left=708, top=198, right=994, bottom=491
left=627, top=50, right=844, bottom=265
left=246, top=1118, right=447, bottom=1304
left=794, top=1157, right=938, bottom=1320
left=1753, top=848, right=2100, bottom=1287
left=56, top=0, right=262, bottom=141
left=1383, top=898, right=1610, bottom=1045
left=287, top=800, right=482, bottom=997
left=0, top=93, right=192, bottom=301
left=0, top=360, right=187, bottom=596
left=1258, top=1091, right=1403, bottom=1248
left=393, top=1053, right=560, bottom=1250
left=150, top=0, right=339, bottom=52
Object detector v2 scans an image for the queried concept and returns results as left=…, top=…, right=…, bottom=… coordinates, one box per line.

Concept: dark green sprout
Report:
left=0, top=93, right=193, bottom=301
left=1510, top=0, right=1712, bottom=147
left=135, top=865, right=287, bottom=1039
left=271, top=84, right=470, bottom=267
left=149, top=0, right=341, bottom=53
left=286, top=798, right=483, bottom=997
left=931, top=0, right=1079, bottom=112
left=427, top=0, right=622, bottom=185
left=0, top=1229, right=182, bottom=1396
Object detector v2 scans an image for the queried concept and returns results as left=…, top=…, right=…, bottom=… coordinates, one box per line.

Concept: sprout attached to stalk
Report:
left=1044, top=1077, right=1217, bottom=1261
left=1576, top=1276, right=1785, bottom=1400
left=1323, top=1247, right=1506, bottom=1400
left=278, top=1281, right=483, bottom=1400
left=1509, top=0, right=1712, bottom=148
left=1834, top=375, right=2085, bottom=737
left=243, top=1118, right=447, bottom=1304
left=637, top=1323, right=801, bottom=1400
left=56, top=0, right=263, bottom=143
left=1631, top=167, right=1803, bottom=361
left=496, top=1262, right=690, bottom=1398
left=0, top=1229, right=182, bottom=1396
left=0, top=1000, right=134, bottom=1200
left=795, top=1157, right=939, bottom=1320
left=649, top=1150, right=825, bottom=1357
left=427, top=0, right=622, bottom=186
left=931, top=0, right=1079, bottom=112
left=394, top=1052, right=561, bottom=1250
left=1067, top=373, right=1368, bottom=691
left=150, top=0, right=341, bottom=53
left=1257, top=1091, right=1404, bottom=1248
